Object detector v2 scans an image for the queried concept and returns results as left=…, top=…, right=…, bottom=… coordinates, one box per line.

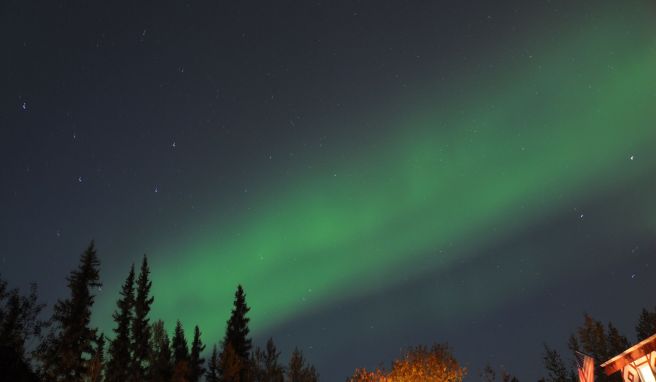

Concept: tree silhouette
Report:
left=573, top=315, right=626, bottom=382
left=188, top=325, right=205, bottom=382
left=88, top=333, right=105, bottom=382
left=132, top=255, right=154, bottom=381
left=635, top=308, right=656, bottom=341
left=206, top=344, right=220, bottom=382
left=172, top=319, right=190, bottom=379
left=251, top=338, right=284, bottom=382
left=150, top=320, right=173, bottom=382
left=0, top=276, right=44, bottom=381
left=220, top=285, right=252, bottom=381
left=36, top=241, right=102, bottom=381
left=606, top=322, right=629, bottom=357
left=106, top=264, right=135, bottom=382
left=542, top=344, right=571, bottom=382
left=287, top=347, right=318, bottom=382
left=220, top=342, right=242, bottom=382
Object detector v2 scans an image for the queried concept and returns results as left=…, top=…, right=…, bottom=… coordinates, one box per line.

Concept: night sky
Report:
left=2, top=0, right=656, bottom=380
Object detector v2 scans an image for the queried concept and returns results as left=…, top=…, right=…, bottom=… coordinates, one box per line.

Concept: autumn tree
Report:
left=132, top=255, right=154, bottom=381
left=348, top=368, right=385, bottom=382
left=387, top=344, right=464, bottom=382
left=105, top=265, right=135, bottom=382
left=348, top=343, right=465, bottom=382
left=36, top=241, right=102, bottom=381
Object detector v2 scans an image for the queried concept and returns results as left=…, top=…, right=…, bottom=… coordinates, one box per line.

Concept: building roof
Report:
left=601, top=333, right=656, bottom=375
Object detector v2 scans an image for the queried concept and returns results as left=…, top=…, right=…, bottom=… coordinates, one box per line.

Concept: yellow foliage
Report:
left=348, top=343, right=466, bottom=382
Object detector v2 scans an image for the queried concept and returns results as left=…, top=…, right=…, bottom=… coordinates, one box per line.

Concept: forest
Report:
left=1, top=241, right=655, bottom=382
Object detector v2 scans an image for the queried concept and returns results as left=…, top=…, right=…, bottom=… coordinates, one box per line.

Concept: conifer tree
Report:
left=221, top=285, right=252, bottom=381
left=36, top=241, right=102, bottom=381
left=636, top=308, right=656, bottom=341
left=88, top=333, right=106, bottom=382
left=150, top=320, right=173, bottom=382
left=172, top=360, right=190, bottom=382
left=105, top=265, right=135, bottom=382
left=568, top=314, right=625, bottom=382
left=132, top=255, right=154, bottom=381
left=172, top=320, right=190, bottom=377
left=188, top=325, right=205, bottom=382
left=206, top=344, right=220, bottom=382
left=220, top=342, right=242, bottom=382
left=606, top=322, right=629, bottom=357
left=542, top=344, right=570, bottom=382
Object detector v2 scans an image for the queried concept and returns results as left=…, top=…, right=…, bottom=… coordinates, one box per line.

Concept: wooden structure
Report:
left=601, top=333, right=656, bottom=382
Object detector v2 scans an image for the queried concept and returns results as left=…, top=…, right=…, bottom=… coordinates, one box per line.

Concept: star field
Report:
left=2, top=1, right=656, bottom=380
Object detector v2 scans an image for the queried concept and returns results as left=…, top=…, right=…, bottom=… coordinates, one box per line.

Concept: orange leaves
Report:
left=348, top=343, right=466, bottom=382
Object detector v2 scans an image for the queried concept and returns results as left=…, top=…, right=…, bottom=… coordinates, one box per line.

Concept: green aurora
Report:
left=94, top=6, right=656, bottom=346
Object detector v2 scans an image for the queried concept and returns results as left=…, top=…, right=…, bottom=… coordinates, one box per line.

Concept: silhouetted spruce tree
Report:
left=105, top=265, right=135, bottom=382
left=88, top=333, right=106, bottom=382
left=172, top=320, right=190, bottom=379
left=36, top=241, right=102, bottom=381
left=286, top=347, right=318, bottom=382
left=0, top=276, right=44, bottom=381
left=150, top=320, right=173, bottom=382
left=220, top=342, right=242, bottom=382
left=132, top=255, right=154, bottom=381
left=606, top=322, right=629, bottom=357
left=221, top=285, right=252, bottom=381
left=188, top=325, right=205, bottom=382
left=206, top=344, right=220, bottom=382
left=542, top=344, right=571, bottom=382
left=172, top=360, right=190, bottom=382
left=636, top=308, right=656, bottom=341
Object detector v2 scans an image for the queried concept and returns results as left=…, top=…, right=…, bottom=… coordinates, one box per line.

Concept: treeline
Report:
left=0, top=241, right=319, bottom=382
left=343, top=306, right=656, bottom=382
left=3, top=241, right=656, bottom=382
left=540, top=308, right=656, bottom=382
